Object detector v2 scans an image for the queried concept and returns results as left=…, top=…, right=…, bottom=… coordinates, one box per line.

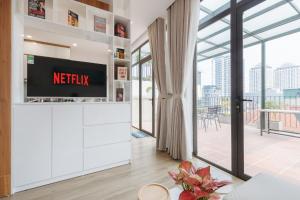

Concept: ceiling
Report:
left=130, top=0, right=175, bottom=43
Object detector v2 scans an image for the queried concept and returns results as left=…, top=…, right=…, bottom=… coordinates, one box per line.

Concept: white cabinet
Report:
left=13, top=103, right=131, bottom=192
left=13, top=106, right=52, bottom=186
left=52, top=106, right=83, bottom=177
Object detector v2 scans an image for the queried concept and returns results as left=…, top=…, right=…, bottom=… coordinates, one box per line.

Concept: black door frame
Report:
left=194, top=0, right=266, bottom=180
left=131, top=41, right=156, bottom=137
left=235, top=0, right=266, bottom=179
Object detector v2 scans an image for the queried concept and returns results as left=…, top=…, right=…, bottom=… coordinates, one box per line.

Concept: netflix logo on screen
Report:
left=53, top=72, right=89, bottom=87
left=27, top=55, right=107, bottom=97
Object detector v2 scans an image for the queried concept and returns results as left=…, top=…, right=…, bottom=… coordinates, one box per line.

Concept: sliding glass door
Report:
left=195, top=0, right=300, bottom=182
left=131, top=41, right=155, bottom=136
left=239, top=0, right=300, bottom=182
left=196, top=14, right=232, bottom=171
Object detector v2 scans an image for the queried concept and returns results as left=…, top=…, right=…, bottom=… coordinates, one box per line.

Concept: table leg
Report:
left=260, top=112, right=263, bottom=136
left=267, top=112, right=270, bottom=134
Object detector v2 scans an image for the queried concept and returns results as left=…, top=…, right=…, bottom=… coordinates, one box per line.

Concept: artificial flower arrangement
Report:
left=168, top=161, right=231, bottom=200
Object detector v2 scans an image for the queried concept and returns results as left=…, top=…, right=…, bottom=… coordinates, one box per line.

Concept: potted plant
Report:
left=169, top=161, right=231, bottom=200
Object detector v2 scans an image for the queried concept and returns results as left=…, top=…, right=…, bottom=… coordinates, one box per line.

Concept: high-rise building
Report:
left=274, top=64, right=300, bottom=90
left=213, top=55, right=231, bottom=97
left=249, top=65, right=273, bottom=94
left=202, top=85, right=220, bottom=106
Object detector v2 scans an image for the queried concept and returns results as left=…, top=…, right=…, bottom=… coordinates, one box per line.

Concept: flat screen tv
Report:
left=27, top=55, right=107, bottom=97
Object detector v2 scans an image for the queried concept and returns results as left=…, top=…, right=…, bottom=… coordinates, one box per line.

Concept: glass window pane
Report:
left=201, top=0, right=230, bottom=12
left=243, top=0, right=281, bottom=19
left=198, top=21, right=228, bottom=39
left=257, top=19, right=300, bottom=39
left=140, top=42, right=151, bottom=59
left=293, top=0, right=300, bottom=8
left=132, top=64, right=140, bottom=128
left=207, top=29, right=230, bottom=45
left=244, top=36, right=259, bottom=47
left=132, top=50, right=139, bottom=64
left=202, top=48, right=228, bottom=58
left=141, top=60, right=153, bottom=133
left=244, top=4, right=297, bottom=32
left=197, top=15, right=232, bottom=171
left=199, top=11, right=208, bottom=21
left=197, top=42, right=214, bottom=52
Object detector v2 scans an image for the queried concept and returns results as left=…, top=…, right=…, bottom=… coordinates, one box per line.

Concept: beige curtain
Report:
left=167, top=0, right=200, bottom=160
left=148, top=18, right=168, bottom=150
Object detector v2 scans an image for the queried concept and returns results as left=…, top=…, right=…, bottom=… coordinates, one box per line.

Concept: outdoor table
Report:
left=259, top=109, right=300, bottom=136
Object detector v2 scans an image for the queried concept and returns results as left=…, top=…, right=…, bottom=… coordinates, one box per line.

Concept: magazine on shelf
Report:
left=117, top=66, right=128, bottom=80
left=115, top=48, right=125, bottom=59
left=94, top=16, right=106, bottom=33
left=116, top=88, right=124, bottom=102
left=68, top=10, right=79, bottom=27
left=115, top=23, right=127, bottom=38
left=28, top=0, right=46, bottom=19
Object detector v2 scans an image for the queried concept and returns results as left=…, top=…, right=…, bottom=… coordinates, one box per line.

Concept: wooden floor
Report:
left=198, top=123, right=300, bottom=184
left=1, top=137, right=242, bottom=200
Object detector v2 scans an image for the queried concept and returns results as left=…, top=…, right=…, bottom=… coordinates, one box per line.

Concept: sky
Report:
left=198, top=32, right=300, bottom=93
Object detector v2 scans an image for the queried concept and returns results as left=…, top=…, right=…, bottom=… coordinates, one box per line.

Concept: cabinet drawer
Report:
left=84, top=104, right=130, bottom=125
left=84, top=123, right=130, bottom=148
left=84, top=142, right=131, bottom=170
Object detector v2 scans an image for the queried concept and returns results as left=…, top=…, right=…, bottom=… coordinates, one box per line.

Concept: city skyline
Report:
left=198, top=32, right=300, bottom=94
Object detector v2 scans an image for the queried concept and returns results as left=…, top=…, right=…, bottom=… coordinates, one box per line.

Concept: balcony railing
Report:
left=198, top=96, right=300, bottom=132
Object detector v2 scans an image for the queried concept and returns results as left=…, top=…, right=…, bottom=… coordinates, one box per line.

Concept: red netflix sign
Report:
left=53, top=72, right=89, bottom=87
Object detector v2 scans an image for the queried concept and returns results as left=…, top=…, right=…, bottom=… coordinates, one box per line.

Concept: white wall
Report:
left=24, top=41, right=71, bottom=59
left=131, top=30, right=148, bottom=51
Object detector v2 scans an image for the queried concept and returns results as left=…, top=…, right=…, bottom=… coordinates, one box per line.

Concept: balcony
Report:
left=197, top=96, right=300, bottom=184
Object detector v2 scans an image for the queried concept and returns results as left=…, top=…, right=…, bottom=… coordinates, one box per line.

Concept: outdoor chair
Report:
left=199, top=106, right=222, bottom=131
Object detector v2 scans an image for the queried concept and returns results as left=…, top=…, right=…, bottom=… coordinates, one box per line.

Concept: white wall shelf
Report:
left=16, top=0, right=132, bottom=104
left=24, top=15, right=113, bottom=44
left=114, top=58, right=131, bottom=63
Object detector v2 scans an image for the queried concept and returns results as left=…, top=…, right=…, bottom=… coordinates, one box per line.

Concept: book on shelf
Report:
left=116, top=66, right=128, bottom=80
left=68, top=10, right=79, bottom=27
left=115, top=48, right=125, bottom=59
left=115, top=23, right=127, bottom=38
left=116, top=88, right=124, bottom=102
left=28, top=0, right=46, bottom=19
left=94, top=16, right=106, bottom=33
